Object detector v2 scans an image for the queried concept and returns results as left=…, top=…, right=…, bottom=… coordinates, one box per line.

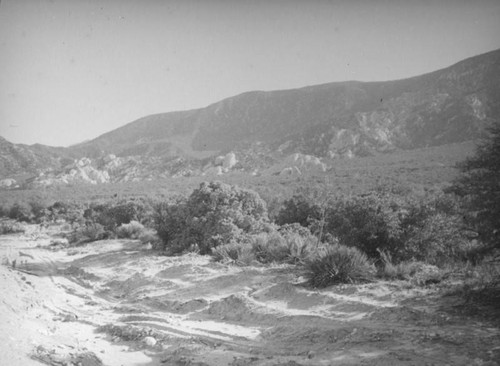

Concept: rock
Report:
left=214, top=155, right=225, bottom=166
left=62, top=313, right=78, bottom=322
left=214, top=152, right=238, bottom=170
left=267, top=153, right=326, bottom=176
left=142, top=336, right=157, bottom=347
left=0, top=178, right=17, bottom=188
left=222, top=152, right=237, bottom=169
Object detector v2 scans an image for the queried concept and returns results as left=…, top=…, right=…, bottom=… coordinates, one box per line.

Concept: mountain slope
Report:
left=71, top=48, right=500, bottom=159
left=0, top=136, right=70, bottom=177
left=1, top=48, right=499, bottom=182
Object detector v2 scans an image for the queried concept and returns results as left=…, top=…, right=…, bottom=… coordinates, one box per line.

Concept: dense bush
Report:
left=306, top=244, right=375, bottom=287
left=451, top=124, right=500, bottom=249
left=29, top=200, right=49, bottom=223
left=8, top=202, right=33, bottom=222
left=0, top=221, right=25, bottom=235
left=68, top=223, right=107, bottom=244
left=154, top=181, right=270, bottom=254
left=83, top=199, right=152, bottom=231
left=115, top=220, right=146, bottom=239
left=47, top=201, right=85, bottom=224
left=276, top=194, right=322, bottom=227
left=277, top=190, right=467, bottom=264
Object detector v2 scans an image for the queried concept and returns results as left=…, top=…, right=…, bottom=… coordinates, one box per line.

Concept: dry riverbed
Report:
left=1, top=224, right=499, bottom=366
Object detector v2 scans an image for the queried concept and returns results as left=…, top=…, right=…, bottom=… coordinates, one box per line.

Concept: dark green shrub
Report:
left=154, top=181, right=269, bottom=254
left=69, top=222, right=107, bottom=244
left=48, top=201, right=84, bottom=224
left=153, top=197, right=189, bottom=253
left=29, top=200, right=49, bottom=223
left=322, top=194, right=403, bottom=259
left=8, top=202, right=32, bottom=222
left=403, top=213, right=469, bottom=264
left=0, top=204, right=7, bottom=218
left=306, top=244, right=375, bottom=287
left=451, top=124, right=500, bottom=249
left=84, top=200, right=151, bottom=231
left=317, top=192, right=466, bottom=263
left=276, top=194, right=322, bottom=227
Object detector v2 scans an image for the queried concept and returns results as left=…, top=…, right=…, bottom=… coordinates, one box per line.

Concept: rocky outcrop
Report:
left=32, top=158, right=110, bottom=187
left=203, top=152, right=239, bottom=176
left=265, top=153, right=327, bottom=176
left=0, top=178, right=17, bottom=189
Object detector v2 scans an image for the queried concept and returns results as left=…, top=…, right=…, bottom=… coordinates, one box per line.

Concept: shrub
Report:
left=48, top=201, right=85, bottom=224
left=153, top=197, right=190, bottom=253
left=403, top=213, right=470, bottom=264
left=311, top=192, right=466, bottom=264
left=0, top=221, right=25, bottom=235
left=29, top=200, right=49, bottom=223
left=377, top=250, right=446, bottom=285
left=211, top=242, right=255, bottom=265
left=251, top=232, right=291, bottom=263
left=69, top=223, right=107, bottom=244
left=306, top=244, right=375, bottom=287
left=154, top=181, right=269, bottom=254
left=322, top=194, right=404, bottom=259
left=8, top=202, right=32, bottom=222
left=276, top=194, right=322, bottom=227
left=84, top=200, right=152, bottom=231
left=138, top=228, right=161, bottom=247
left=451, top=124, right=500, bottom=249
left=115, top=220, right=146, bottom=239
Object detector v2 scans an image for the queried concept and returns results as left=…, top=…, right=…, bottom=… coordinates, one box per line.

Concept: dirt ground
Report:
left=1, top=224, right=499, bottom=366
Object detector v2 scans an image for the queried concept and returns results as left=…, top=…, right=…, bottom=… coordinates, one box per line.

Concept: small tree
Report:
left=452, top=124, right=500, bottom=248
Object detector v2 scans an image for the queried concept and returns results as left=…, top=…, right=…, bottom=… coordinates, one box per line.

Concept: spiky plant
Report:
left=306, top=244, right=375, bottom=287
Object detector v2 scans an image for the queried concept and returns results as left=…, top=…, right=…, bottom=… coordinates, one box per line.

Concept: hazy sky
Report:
left=1, top=0, right=500, bottom=147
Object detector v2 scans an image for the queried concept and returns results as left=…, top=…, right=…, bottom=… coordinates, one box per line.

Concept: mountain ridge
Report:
left=1, top=48, right=499, bottom=185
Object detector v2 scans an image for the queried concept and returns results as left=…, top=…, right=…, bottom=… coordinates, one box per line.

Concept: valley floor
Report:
left=1, top=225, right=499, bottom=366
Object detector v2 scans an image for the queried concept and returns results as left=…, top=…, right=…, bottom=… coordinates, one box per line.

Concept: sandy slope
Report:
left=1, top=224, right=499, bottom=366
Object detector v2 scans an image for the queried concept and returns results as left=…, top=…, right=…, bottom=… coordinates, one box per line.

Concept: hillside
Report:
left=1, top=48, right=499, bottom=185
left=71, top=48, right=500, bottom=158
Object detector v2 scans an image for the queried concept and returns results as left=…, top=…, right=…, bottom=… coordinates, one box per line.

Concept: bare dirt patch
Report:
left=1, top=225, right=499, bottom=365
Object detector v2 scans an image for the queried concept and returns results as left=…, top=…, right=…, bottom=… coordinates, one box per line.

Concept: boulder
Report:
left=0, top=178, right=17, bottom=188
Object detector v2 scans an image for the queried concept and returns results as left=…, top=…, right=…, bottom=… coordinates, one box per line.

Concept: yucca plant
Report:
left=251, top=232, right=291, bottom=263
left=211, top=242, right=255, bottom=265
left=306, top=244, right=375, bottom=287
left=285, top=232, right=316, bottom=264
